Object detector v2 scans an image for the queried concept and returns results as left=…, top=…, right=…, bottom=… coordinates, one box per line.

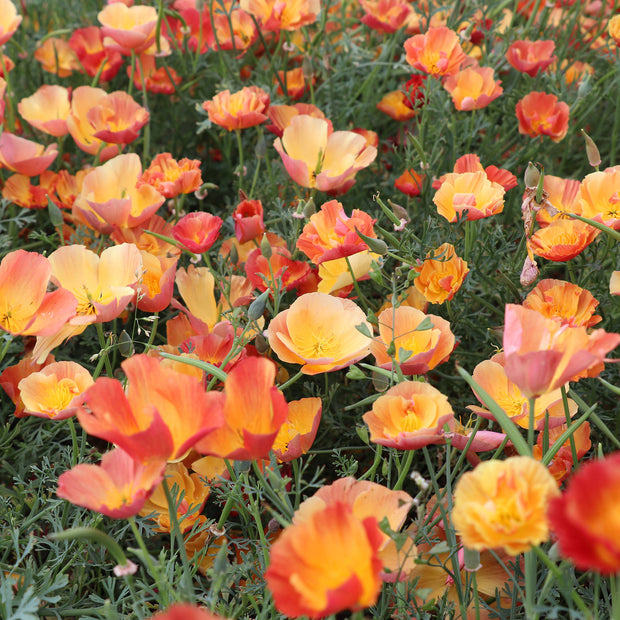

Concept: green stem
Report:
left=393, top=449, right=414, bottom=491
left=235, top=129, right=245, bottom=193
left=95, top=323, right=114, bottom=378
left=136, top=53, right=151, bottom=162
left=67, top=418, right=79, bottom=468
left=525, top=549, right=537, bottom=620
left=528, top=396, right=536, bottom=449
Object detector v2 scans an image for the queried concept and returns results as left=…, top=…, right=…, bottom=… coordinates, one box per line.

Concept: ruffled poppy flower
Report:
left=433, top=153, right=517, bottom=193
left=33, top=38, right=81, bottom=77
left=265, top=501, right=384, bottom=618
left=515, top=91, right=569, bottom=142
left=57, top=447, right=166, bottom=519
left=139, top=153, right=202, bottom=199
left=266, top=292, right=372, bottom=375
left=18, top=85, right=70, bottom=137
left=240, top=0, right=320, bottom=32
left=452, top=456, right=560, bottom=555
left=577, top=168, right=620, bottom=230
left=505, top=40, right=557, bottom=77
left=433, top=170, right=505, bottom=222
left=548, top=452, right=620, bottom=574
left=172, top=212, right=223, bottom=254
left=0, top=133, right=58, bottom=177
left=370, top=306, right=455, bottom=375
left=528, top=219, right=600, bottom=262
left=273, top=397, right=322, bottom=462
left=363, top=380, right=455, bottom=450
left=0, top=0, right=22, bottom=46
left=203, top=86, right=270, bottom=131
left=404, top=26, right=466, bottom=76
left=413, top=242, right=469, bottom=304
left=296, top=199, right=377, bottom=264
left=98, top=2, right=159, bottom=54
left=443, top=65, right=503, bottom=111
left=69, top=26, right=123, bottom=82
left=18, top=361, right=94, bottom=420
left=274, top=115, right=377, bottom=195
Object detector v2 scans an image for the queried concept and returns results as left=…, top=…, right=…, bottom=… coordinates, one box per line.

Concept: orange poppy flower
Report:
left=77, top=354, right=225, bottom=464
left=376, top=90, right=417, bottom=121
left=2, top=174, right=52, bottom=210
left=433, top=170, right=505, bottom=222
left=233, top=199, right=265, bottom=243
left=505, top=39, right=557, bottom=77
left=139, top=153, right=202, bottom=199
left=0, top=133, right=58, bottom=177
left=245, top=246, right=312, bottom=293
left=150, top=604, right=229, bottom=620
left=136, top=250, right=177, bottom=313
left=370, top=306, right=455, bottom=375
left=528, top=219, right=599, bottom=262
left=360, top=0, right=413, bottom=33
left=68, top=26, right=123, bottom=82
left=33, top=38, right=81, bottom=77
left=0, top=0, right=22, bottom=46
left=443, top=65, right=503, bottom=111
left=413, top=242, right=469, bottom=304
left=273, top=397, right=322, bottom=462
left=203, top=86, right=270, bottom=131
left=172, top=212, right=223, bottom=254
left=174, top=265, right=220, bottom=332
left=127, top=53, right=182, bottom=95
left=276, top=67, right=309, bottom=100
left=535, top=174, right=581, bottom=226
left=240, top=0, right=320, bottom=32
left=266, top=292, right=372, bottom=375
left=433, top=153, right=517, bottom=193
left=515, top=91, right=569, bottom=142
left=86, top=90, right=150, bottom=145
left=394, top=168, right=424, bottom=196
left=265, top=501, right=383, bottom=618
left=18, top=85, right=70, bottom=137
left=266, top=102, right=331, bottom=137
left=609, top=14, right=620, bottom=45
left=404, top=26, right=466, bottom=76
left=452, top=456, right=560, bottom=555
left=98, top=2, right=159, bottom=54
left=363, top=380, right=454, bottom=450
left=210, top=9, right=258, bottom=54
left=57, top=447, right=166, bottom=519
left=577, top=168, right=620, bottom=229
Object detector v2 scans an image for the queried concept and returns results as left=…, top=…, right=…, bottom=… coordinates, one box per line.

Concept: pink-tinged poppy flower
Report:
left=502, top=304, right=620, bottom=398
left=273, top=397, right=322, bottom=462
left=98, top=2, right=158, bottom=54
left=112, top=213, right=180, bottom=258
left=527, top=219, right=600, bottom=262
left=577, top=168, right=620, bottom=230
left=139, top=153, right=202, bottom=199
left=203, top=86, right=270, bottom=131
left=360, top=0, right=413, bottom=33
left=265, top=292, right=372, bottom=375
left=233, top=199, right=264, bottom=244
left=523, top=279, right=601, bottom=328
left=363, top=380, right=454, bottom=450
left=87, top=90, right=149, bottom=145
left=209, top=8, right=258, bottom=54
left=266, top=102, right=331, bottom=137
left=443, top=65, right=503, bottom=111
left=433, top=170, right=505, bottom=222
left=0, top=250, right=76, bottom=337
left=66, top=86, right=120, bottom=161
left=0, top=133, right=57, bottom=177
left=274, top=115, right=377, bottom=195
left=413, top=243, right=469, bottom=304
left=516, top=92, right=569, bottom=142
left=296, top=199, right=377, bottom=264
left=245, top=247, right=311, bottom=293
left=452, top=456, right=560, bottom=555
left=136, top=250, right=177, bottom=313
left=69, top=26, right=123, bottom=82
left=2, top=174, right=52, bottom=209
left=433, top=153, right=517, bottom=193
left=18, top=85, right=70, bottom=137
left=394, top=168, right=424, bottom=196
left=194, top=357, right=288, bottom=461
left=370, top=306, right=455, bottom=375
left=150, top=604, right=230, bottom=620
left=275, top=67, right=310, bottom=100
left=18, top=361, right=94, bottom=420
left=265, top=501, right=384, bottom=618
left=73, top=154, right=165, bottom=234
left=505, top=39, right=556, bottom=77
left=548, top=452, right=620, bottom=574
left=77, top=354, right=224, bottom=464
left=442, top=421, right=507, bottom=466
left=33, top=38, right=81, bottom=77
left=127, top=52, right=182, bottom=95
left=404, top=26, right=466, bottom=76
left=468, top=352, right=578, bottom=430
left=535, top=174, right=581, bottom=226
left=171, top=212, right=223, bottom=254
left=57, top=447, right=165, bottom=519
left=0, top=0, right=22, bottom=46
left=240, top=0, right=320, bottom=32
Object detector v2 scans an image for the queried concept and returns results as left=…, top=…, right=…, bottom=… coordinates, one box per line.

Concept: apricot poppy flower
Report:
left=73, top=154, right=165, bottom=234
left=266, top=103, right=331, bottom=137
left=245, top=247, right=312, bottom=293
left=203, top=86, right=270, bottom=131
left=433, top=171, right=505, bottom=222
left=433, top=153, right=517, bottom=193
left=0, top=250, right=76, bottom=337
left=535, top=174, right=581, bottom=226
left=98, top=2, right=158, bottom=54
left=18, top=361, right=94, bottom=421
left=376, top=91, right=417, bottom=121
left=172, top=212, right=223, bottom=254
left=33, top=38, right=81, bottom=77
left=404, top=26, right=466, bottom=77
left=193, top=356, right=288, bottom=461
left=266, top=292, right=372, bottom=375
left=317, top=251, right=380, bottom=295
left=443, top=65, right=503, bottom=111
left=87, top=90, right=150, bottom=145
left=18, top=85, right=70, bottom=137
left=502, top=304, right=620, bottom=399
left=139, top=153, right=202, bottom=199
left=77, top=354, right=224, bottom=464
left=136, top=251, right=177, bottom=313
left=265, top=501, right=383, bottom=618
left=452, top=456, right=560, bottom=555
left=523, top=279, right=601, bottom=328
left=233, top=199, right=264, bottom=243
left=273, top=397, right=322, bottom=462
left=370, top=306, right=455, bottom=375
left=57, top=447, right=166, bottom=519
left=363, top=380, right=454, bottom=450
left=413, top=243, right=469, bottom=304
left=0, top=354, right=55, bottom=418
left=528, top=219, right=600, bottom=262
left=69, top=26, right=123, bottom=82
left=240, top=0, right=320, bottom=32
left=0, top=0, right=22, bottom=46
left=274, top=115, right=377, bottom=195
left=548, top=452, right=620, bottom=574
left=0, top=133, right=58, bottom=177
left=505, top=40, right=557, bottom=77
left=174, top=265, right=220, bottom=332
left=515, top=92, right=569, bottom=142
left=296, top=199, right=377, bottom=264
left=577, top=168, right=620, bottom=229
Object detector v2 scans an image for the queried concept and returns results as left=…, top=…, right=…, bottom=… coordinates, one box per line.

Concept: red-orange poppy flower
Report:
left=233, top=199, right=264, bottom=243
left=516, top=91, right=569, bottom=142
left=433, top=153, right=517, bottom=193
left=77, top=354, right=225, bottom=464
left=0, top=133, right=58, bottom=177
left=57, top=447, right=165, bottom=519
left=150, top=604, right=229, bottom=620
left=505, top=39, right=557, bottom=77
left=139, top=153, right=202, bottom=199
left=276, top=67, right=309, bottom=100
left=404, top=26, right=466, bottom=76
left=172, top=212, right=223, bottom=254
left=136, top=250, right=178, bottom=313
left=443, top=65, right=503, bottom=111
left=203, top=86, right=270, bottom=131
left=240, top=0, right=320, bottom=32
left=2, top=174, right=52, bottom=210
left=245, top=246, right=312, bottom=293
left=87, top=90, right=150, bottom=145
left=68, top=26, right=123, bottom=82
left=376, top=90, right=417, bottom=121
left=127, top=53, right=182, bottom=95
left=394, top=168, right=424, bottom=196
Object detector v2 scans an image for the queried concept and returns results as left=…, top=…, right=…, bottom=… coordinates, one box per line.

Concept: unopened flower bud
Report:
left=118, top=330, right=135, bottom=358
left=303, top=197, right=316, bottom=218
left=463, top=548, right=481, bottom=572
left=260, top=233, right=272, bottom=259
left=581, top=129, right=601, bottom=168
left=248, top=289, right=269, bottom=321
left=524, top=161, right=540, bottom=190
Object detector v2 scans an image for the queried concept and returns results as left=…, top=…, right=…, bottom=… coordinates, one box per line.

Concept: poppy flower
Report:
left=233, top=199, right=265, bottom=243
left=245, top=246, right=311, bottom=293
left=273, top=397, right=322, bottom=462
left=172, top=212, right=223, bottom=254
left=150, top=604, right=229, bottom=620
left=376, top=91, right=417, bottom=121
left=68, top=26, right=123, bottom=82
left=139, top=153, right=203, bottom=199
left=443, top=65, right=503, bottom=111
left=0, top=133, right=58, bottom=177
left=404, top=26, right=466, bottom=76
left=394, top=168, right=424, bottom=196
left=18, top=85, right=70, bottom=137
left=413, top=242, right=469, bottom=304
left=239, top=0, right=320, bottom=32
left=33, top=38, right=81, bottom=77
left=87, top=91, right=150, bottom=145
left=203, top=86, right=270, bottom=131
left=505, top=40, right=557, bottom=77
left=0, top=0, right=22, bottom=46
left=136, top=250, right=177, bottom=313
left=527, top=219, right=599, bottom=262
left=359, top=0, right=413, bottom=33
left=98, top=2, right=159, bottom=55
left=577, top=168, right=620, bottom=230
left=515, top=91, right=569, bottom=142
